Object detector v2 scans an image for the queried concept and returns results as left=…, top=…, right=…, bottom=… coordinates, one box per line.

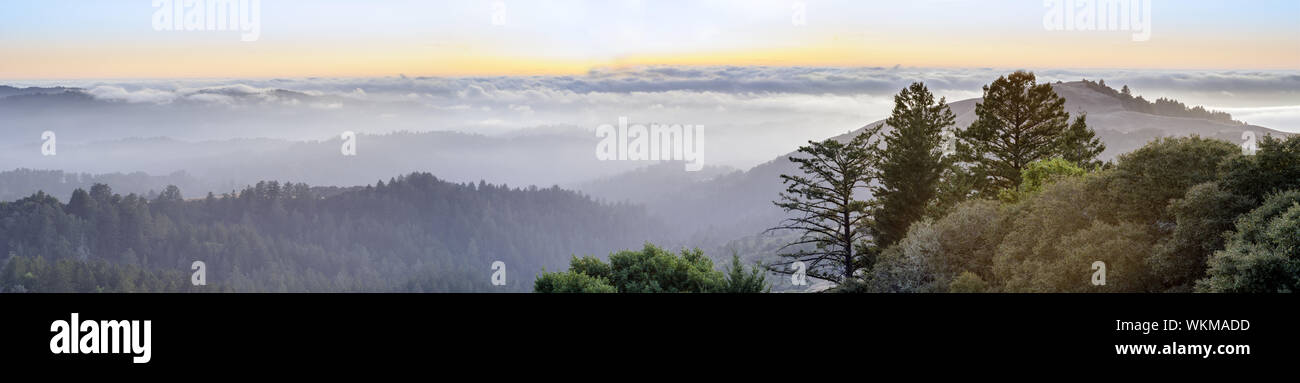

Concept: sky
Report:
left=1, top=0, right=1297, bottom=79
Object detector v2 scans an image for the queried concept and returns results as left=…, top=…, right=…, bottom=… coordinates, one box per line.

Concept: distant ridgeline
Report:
left=0, top=169, right=206, bottom=203
left=1075, top=79, right=1244, bottom=125
left=0, top=173, right=663, bottom=292
left=0, top=85, right=82, bottom=98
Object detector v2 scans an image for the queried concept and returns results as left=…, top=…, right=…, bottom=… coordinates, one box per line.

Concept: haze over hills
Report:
left=0, top=78, right=1290, bottom=267
left=0, top=130, right=654, bottom=197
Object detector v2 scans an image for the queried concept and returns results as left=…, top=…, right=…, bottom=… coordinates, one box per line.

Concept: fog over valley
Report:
left=3, top=67, right=1296, bottom=189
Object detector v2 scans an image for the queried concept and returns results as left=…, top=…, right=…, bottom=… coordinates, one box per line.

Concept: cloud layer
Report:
left=5, top=66, right=1298, bottom=168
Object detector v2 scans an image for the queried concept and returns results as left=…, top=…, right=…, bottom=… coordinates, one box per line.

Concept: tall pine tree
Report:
left=872, top=82, right=956, bottom=248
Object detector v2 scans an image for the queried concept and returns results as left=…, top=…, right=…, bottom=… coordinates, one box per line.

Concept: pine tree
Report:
left=956, top=71, right=1104, bottom=197
left=67, top=188, right=93, bottom=219
left=872, top=82, right=956, bottom=248
left=769, top=126, right=883, bottom=283
left=1057, top=113, right=1106, bottom=169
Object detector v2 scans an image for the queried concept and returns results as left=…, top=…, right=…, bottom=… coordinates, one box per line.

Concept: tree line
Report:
left=0, top=168, right=205, bottom=203
left=1079, top=79, right=1243, bottom=125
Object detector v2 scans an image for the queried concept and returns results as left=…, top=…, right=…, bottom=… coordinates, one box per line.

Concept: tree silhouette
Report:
left=768, top=125, right=882, bottom=284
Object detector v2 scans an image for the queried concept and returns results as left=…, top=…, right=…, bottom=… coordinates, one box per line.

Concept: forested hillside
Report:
left=0, top=173, right=664, bottom=292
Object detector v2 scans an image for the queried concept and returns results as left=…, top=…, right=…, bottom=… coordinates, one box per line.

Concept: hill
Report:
left=0, top=173, right=665, bottom=292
